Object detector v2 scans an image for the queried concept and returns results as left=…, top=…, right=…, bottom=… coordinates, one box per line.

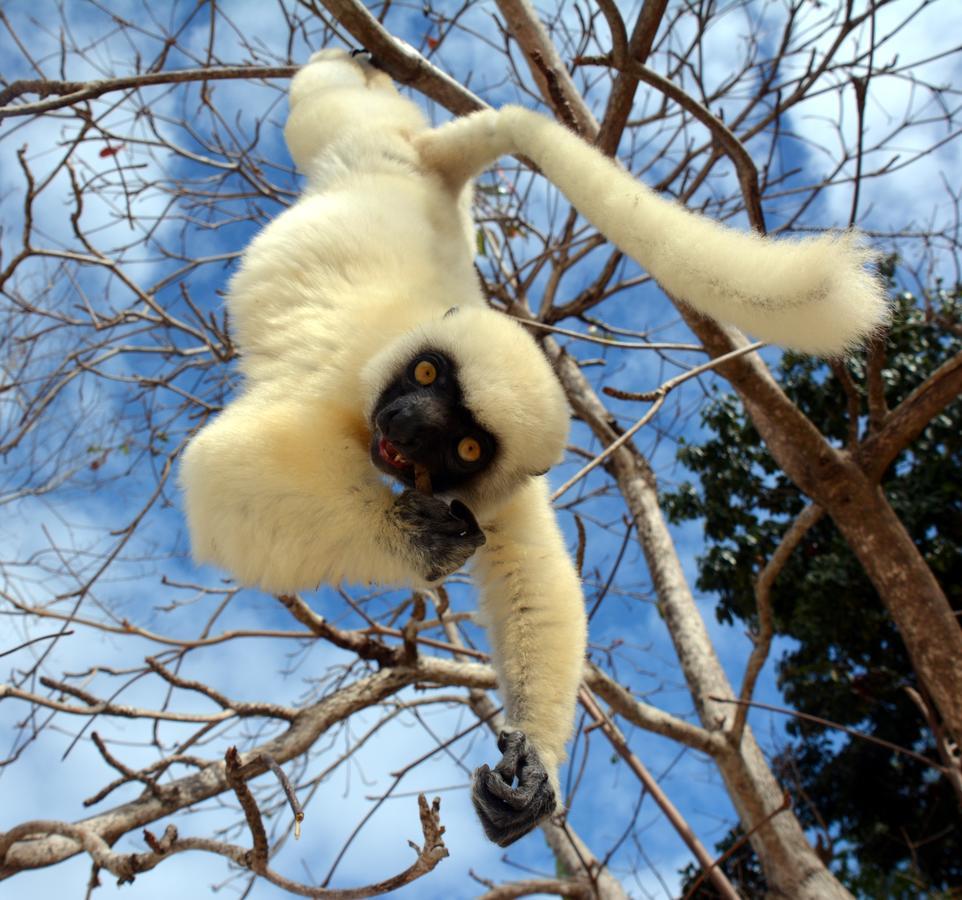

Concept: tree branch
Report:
left=2, top=795, right=447, bottom=898
left=858, top=347, right=962, bottom=481
left=494, top=0, right=596, bottom=136
left=579, top=687, right=740, bottom=900
left=302, top=0, right=486, bottom=115
left=474, top=877, right=594, bottom=899
left=0, top=658, right=493, bottom=876
left=576, top=54, right=764, bottom=228
left=585, top=664, right=725, bottom=757
left=0, top=66, right=298, bottom=120
left=595, top=0, right=668, bottom=156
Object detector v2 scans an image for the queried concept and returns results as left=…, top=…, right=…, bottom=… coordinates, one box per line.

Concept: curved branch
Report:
left=731, top=503, right=825, bottom=744
left=595, top=0, right=668, bottom=156
left=1, top=795, right=447, bottom=898
left=576, top=54, right=764, bottom=229
left=595, top=0, right=629, bottom=67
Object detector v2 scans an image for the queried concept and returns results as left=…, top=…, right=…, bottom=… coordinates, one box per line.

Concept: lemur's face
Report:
left=369, top=350, right=498, bottom=494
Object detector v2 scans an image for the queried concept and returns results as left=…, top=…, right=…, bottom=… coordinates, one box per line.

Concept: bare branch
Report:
left=299, top=0, right=486, bottom=114
left=0, top=66, right=298, bottom=120
left=0, top=658, right=493, bottom=876
left=584, top=664, right=724, bottom=757
left=858, top=348, right=962, bottom=480
left=474, top=877, right=594, bottom=899
left=494, top=0, right=597, bottom=135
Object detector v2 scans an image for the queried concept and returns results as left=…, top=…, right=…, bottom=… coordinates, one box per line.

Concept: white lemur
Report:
left=181, top=49, right=887, bottom=847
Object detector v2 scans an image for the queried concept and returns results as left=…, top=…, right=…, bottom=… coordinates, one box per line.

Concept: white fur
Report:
left=182, top=49, right=888, bottom=831
left=180, top=52, right=584, bottom=816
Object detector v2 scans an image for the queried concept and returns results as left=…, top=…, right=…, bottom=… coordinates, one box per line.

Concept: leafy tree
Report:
left=666, top=281, right=962, bottom=895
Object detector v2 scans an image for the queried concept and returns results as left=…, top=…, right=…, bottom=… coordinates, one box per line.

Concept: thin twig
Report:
left=0, top=631, right=74, bottom=658
left=903, top=687, right=962, bottom=806
left=0, top=66, right=298, bottom=120
left=681, top=791, right=792, bottom=900
left=551, top=341, right=764, bottom=502
left=712, top=696, right=949, bottom=775
left=256, top=754, right=305, bottom=839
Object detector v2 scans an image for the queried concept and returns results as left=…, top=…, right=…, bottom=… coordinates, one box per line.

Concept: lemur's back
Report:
left=226, top=50, right=482, bottom=390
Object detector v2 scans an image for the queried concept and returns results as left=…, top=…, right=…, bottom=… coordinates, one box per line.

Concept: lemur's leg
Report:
left=471, top=478, right=587, bottom=846
left=285, top=49, right=428, bottom=180
left=416, top=105, right=887, bottom=355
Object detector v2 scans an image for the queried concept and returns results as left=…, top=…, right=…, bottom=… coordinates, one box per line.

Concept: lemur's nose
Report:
left=376, top=396, right=446, bottom=448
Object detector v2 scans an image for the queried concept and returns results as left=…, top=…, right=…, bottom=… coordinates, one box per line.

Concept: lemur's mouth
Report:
left=377, top=436, right=412, bottom=471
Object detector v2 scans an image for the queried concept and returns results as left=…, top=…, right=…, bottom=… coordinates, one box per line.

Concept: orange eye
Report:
left=457, top=437, right=482, bottom=463
left=414, top=360, right=437, bottom=385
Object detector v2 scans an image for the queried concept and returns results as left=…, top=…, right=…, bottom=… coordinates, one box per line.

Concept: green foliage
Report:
left=664, top=284, right=962, bottom=895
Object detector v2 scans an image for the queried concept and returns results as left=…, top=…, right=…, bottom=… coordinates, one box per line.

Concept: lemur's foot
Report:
left=349, top=48, right=378, bottom=68
left=472, top=730, right=556, bottom=846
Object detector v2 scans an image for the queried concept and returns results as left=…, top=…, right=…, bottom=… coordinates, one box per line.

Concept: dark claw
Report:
left=349, top=48, right=383, bottom=71
left=472, top=730, right=556, bottom=847
left=449, top=499, right=481, bottom=538
left=392, top=491, right=485, bottom=582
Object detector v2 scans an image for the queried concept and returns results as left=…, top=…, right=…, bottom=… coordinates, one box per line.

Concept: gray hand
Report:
left=472, top=730, right=556, bottom=846
left=391, top=491, right=485, bottom=581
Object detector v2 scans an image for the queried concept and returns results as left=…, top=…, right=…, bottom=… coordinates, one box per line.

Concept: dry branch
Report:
left=0, top=658, right=493, bottom=876
left=0, top=66, right=298, bottom=120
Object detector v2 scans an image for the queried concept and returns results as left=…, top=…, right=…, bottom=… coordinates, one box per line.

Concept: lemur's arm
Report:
left=416, top=106, right=888, bottom=356
left=180, top=387, right=483, bottom=593
left=471, top=478, right=587, bottom=846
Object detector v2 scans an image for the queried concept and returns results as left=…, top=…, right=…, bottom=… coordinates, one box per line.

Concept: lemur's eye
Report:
left=413, top=359, right=437, bottom=385
left=457, top=437, right=482, bottom=463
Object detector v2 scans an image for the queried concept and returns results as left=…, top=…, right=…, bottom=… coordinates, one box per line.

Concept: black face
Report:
left=369, top=350, right=497, bottom=493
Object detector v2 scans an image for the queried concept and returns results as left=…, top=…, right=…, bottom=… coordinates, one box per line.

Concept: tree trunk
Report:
left=826, top=478, right=962, bottom=747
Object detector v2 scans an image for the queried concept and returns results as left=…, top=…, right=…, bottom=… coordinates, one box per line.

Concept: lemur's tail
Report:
left=284, top=49, right=427, bottom=176
left=502, top=107, right=888, bottom=355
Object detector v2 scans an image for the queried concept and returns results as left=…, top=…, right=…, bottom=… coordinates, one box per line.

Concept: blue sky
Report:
left=1, top=1, right=961, bottom=897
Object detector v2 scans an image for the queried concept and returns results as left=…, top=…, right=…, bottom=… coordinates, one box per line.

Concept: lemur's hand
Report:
left=391, top=491, right=485, bottom=582
left=472, top=730, right=557, bottom=846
